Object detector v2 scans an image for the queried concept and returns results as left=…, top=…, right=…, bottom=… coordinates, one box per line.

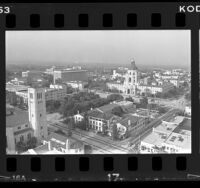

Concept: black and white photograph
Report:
left=6, top=30, right=191, bottom=154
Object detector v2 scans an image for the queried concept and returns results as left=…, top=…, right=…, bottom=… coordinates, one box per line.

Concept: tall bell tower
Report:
left=28, top=87, right=47, bottom=141
left=124, top=58, right=138, bottom=95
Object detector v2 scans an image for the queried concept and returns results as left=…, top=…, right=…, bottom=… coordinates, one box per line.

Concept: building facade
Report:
left=6, top=107, right=34, bottom=154
left=28, top=88, right=48, bottom=141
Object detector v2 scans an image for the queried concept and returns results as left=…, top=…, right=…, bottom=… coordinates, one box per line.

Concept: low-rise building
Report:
left=106, top=82, right=124, bottom=93
left=45, top=87, right=67, bottom=102
left=6, top=106, right=34, bottom=154
left=74, top=112, right=85, bottom=123
left=137, top=82, right=174, bottom=95
left=140, top=116, right=191, bottom=154
left=86, top=104, right=123, bottom=134
left=184, top=106, right=191, bottom=116
left=116, top=114, right=147, bottom=139
left=6, top=83, right=30, bottom=92
left=23, top=132, right=85, bottom=154
left=66, top=81, right=87, bottom=91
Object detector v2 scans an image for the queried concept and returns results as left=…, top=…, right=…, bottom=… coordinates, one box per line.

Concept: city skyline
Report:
left=6, top=30, right=191, bottom=68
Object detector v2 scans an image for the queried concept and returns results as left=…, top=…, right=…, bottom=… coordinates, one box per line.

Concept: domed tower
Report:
left=124, top=58, right=139, bottom=95
left=130, top=58, right=138, bottom=70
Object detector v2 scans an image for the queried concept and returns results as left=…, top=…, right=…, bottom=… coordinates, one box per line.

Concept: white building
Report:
left=12, top=85, right=67, bottom=105
left=74, top=112, right=84, bottom=123
left=23, top=132, right=85, bottom=154
left=107, top=59, right=174, bottom=96
left=140, top=116, right=191, bottom=154
left=15, top=90, right=28, bottom=104
left=6, top=107, right=34, bottom=154
left=45, top=86, right=67, bottom=102
left=66, top=81, right=87, bottom=91
left=6, top=83, right=30, bottom=92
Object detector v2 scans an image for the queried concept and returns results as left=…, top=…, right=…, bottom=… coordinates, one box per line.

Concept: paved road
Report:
left=124, top=108, right=181, bottom=148
left=47, top=108, right=180, bottom=154
left=48, top=122, right=128, bottom=154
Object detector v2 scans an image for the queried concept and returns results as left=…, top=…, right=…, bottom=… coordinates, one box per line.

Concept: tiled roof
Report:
left=97, top=103, right=119, bottom=113
left=118, top=115, right=141, bottom=128
left=6, top=108, right=29, bottom=128
left=87, top=109, right=114, bottom=120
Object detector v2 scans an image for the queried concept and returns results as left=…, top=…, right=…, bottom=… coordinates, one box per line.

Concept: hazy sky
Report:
left=6, top=30, right=191, bottom=67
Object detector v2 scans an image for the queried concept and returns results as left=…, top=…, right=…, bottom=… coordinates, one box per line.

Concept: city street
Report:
left=47, top=108, right=180, bottom=154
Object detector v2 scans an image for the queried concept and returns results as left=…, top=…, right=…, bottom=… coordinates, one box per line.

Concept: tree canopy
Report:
left=59, top=92, right=124, bottom=119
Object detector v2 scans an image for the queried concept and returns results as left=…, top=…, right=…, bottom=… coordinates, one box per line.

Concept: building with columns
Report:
left=107, top=58, right=174, bottom=96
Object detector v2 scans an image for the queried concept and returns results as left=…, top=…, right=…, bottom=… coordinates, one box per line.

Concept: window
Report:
left=40, top=114, right=42, bottom=117
left=37, top=93, right=42, bottom=99
left=27, top=133, right=31, bottom=140
left=18, top=126, right=21, bottom=130
left=30, top=93, right=33, bottom=99
left=129, top=78, right=131, bottom=82
left=41, top=126, right=43, bottom=130
left=25, top=124, right=28, bottom=128
left=15, top=138, right=16, bottom=144
left=20, top=135, right=24, bottom=142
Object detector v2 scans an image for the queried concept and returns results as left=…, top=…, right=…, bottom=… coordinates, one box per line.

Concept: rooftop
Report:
left=141, top=132, right=167, bottom=147
left=153, top=122, right=178, bottom=136
left=26, top=144, right=63, bottom=154
left=97, top=103, right=119, bottom=113
left=47, top=132, right=83, bottom=150
left=87, top=109, right=114, bottom=120
left=6, top=83, right=29, bottom=91
left=6, top=107, right=29, bottom=128
left=164, top=132, right=191, bottom=149
left=118, top=114, right=143, bottom=128
left=14, top=127, right=33, bottom=136
left=163, top=116, right=185, bottom=125
left=173, top=118, right=191, bottom=136
left=114, top=101, right=133, bottom=106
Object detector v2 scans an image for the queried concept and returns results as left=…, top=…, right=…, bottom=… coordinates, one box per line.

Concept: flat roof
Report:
left=141, top=132, right=167, bottom=147
left=163, top=116, right=185, bottom=125
left=153, top=122, right=178, bottom=136
left=6, top=108, right=29, bottom=128
left=164, top=132, right=191, bottom=149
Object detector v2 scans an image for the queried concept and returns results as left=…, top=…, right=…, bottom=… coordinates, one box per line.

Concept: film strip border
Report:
left=1, top=155, right=199, bottom=181
left=0, top=3, right=200, bottom=181
left=2, top=12, right=191, bottom=28
left=0, top=3, right=199, bottom=29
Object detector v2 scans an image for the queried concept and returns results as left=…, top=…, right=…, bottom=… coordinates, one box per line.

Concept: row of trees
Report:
left=59, top=92, right=124, bottom=118
left=6, top=91, right=27, bottom=108
left=85, top=79, right=108, bottom=91
left=46, top=100, right=61, bottom=113
left=155, top=87, right=185, bottom=99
